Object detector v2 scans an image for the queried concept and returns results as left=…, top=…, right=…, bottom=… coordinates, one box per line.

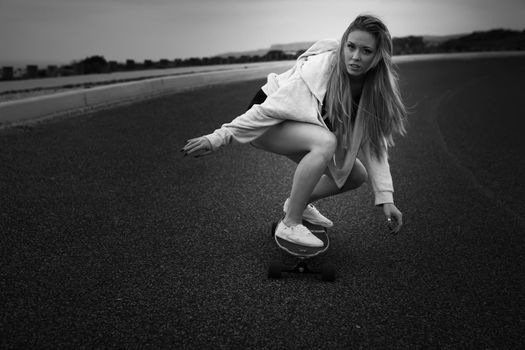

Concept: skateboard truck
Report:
left=268, top=260, right=336, bottom=281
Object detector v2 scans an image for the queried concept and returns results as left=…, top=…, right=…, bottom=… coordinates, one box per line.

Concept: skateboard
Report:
left=268, top=220, right=336, bottom=281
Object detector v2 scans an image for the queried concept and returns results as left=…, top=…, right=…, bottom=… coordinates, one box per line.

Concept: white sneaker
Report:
left=275, top=221, right=324, bottom=247
left=283, top=198, right=334, bottom=228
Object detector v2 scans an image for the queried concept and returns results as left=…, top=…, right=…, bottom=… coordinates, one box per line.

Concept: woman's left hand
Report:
left=382, top=203, right=403, bottom=234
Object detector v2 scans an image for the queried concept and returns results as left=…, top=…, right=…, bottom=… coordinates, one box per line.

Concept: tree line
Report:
left=1, top=29, right=524, bottom=81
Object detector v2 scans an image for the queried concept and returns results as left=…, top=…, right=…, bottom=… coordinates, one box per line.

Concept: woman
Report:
left=182, top=15, right=407, bottom=247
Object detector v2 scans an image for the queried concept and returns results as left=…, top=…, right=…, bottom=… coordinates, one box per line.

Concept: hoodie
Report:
left=204, top=39, right=394, bottom=206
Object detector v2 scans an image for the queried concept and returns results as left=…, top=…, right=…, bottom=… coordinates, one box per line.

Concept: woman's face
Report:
left=343, top=30, right=378, bottom=77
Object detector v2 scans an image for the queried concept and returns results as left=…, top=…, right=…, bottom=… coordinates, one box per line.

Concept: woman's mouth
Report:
left=348, top=63, right=361, bottom=70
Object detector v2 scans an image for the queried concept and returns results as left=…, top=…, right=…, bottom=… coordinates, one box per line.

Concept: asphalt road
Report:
left=1, top=56, right=524, bottom=349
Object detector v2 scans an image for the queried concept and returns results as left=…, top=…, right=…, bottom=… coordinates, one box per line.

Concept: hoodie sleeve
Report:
left=203, top=103, right=282, bottom=151
left=358, top=142, right=394, bottom=206
left=203, top=73, right=318, bottom=151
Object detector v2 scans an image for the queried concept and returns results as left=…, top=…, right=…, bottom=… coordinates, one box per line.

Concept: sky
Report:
left=1, top=0, right=524, bottom=66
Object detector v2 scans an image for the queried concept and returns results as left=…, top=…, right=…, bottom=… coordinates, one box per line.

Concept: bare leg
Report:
left=285, top=154, right=368, bottom=203
left=286, top=149, right=332, bottom=225
left=251, top=121, right=337, bottom=226
left=310, top=159, right=368, bottom=202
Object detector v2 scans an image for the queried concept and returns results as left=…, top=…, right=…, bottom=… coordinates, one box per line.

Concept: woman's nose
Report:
left=352, top=50, right=360, bottom=60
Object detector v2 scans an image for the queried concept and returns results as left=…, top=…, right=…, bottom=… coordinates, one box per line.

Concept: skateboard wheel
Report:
left=321, top=265, right=336, bottom=282
left=268, top=262, right=282, bottom=279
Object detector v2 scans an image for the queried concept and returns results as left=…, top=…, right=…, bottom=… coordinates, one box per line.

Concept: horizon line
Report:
left=2, top=27, right=523, bottom=68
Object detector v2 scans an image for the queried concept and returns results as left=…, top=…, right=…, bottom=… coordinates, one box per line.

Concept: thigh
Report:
left=252, top=121, right=335, bottom=156
left=339, top=158, right=368, bottom=191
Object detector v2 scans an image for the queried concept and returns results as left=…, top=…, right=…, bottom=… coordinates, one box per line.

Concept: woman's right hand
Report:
left=181, top=137, right=213, bottom=158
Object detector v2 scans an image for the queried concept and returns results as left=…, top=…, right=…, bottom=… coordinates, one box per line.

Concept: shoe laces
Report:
left=306, top=203, right=320, bottom=215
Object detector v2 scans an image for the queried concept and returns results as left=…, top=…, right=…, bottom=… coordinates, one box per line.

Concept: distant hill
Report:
left=268, top=41, right=317, bottom=53
left=422, top=34, right=466, bottom=46
left=215, top=48, right=273, bottom=59
left=215, top=41, right=316, bottom=58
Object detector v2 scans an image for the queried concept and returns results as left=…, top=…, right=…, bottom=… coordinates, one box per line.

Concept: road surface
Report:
left=1, top=55, right=524, bottom=348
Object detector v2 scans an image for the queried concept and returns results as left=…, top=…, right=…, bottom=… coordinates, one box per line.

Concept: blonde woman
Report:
left=182, top=15, right=407, bottom=247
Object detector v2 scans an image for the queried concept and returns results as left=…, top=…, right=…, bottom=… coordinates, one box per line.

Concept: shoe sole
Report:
left=275, top=233, right=324, bottom=248
left=302, top=217, right=334, bottom=228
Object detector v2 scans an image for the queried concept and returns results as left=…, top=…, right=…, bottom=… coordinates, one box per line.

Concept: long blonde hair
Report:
left=325, top=14, right=407, bottom=159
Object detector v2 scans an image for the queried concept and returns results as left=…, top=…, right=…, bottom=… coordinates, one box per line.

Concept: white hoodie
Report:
left=204, top=39, right=394, bottom=206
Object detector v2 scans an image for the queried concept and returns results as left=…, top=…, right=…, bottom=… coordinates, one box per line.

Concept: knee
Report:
left=312, top=131, right=337, bottom=159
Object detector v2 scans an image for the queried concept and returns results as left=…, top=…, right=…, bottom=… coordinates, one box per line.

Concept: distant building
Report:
left=58, top=65, right=76, bottom=76
left=26, top=65, right=38, bottom=78
left=108, top=61, right=119, bottom=72
left=1, top=66, right=14, bottom=80
left=46, top=65, right=59, bottom=77
left=158, top=59, right=170, bottom=68
left=125, top=59, right=136, bottom=70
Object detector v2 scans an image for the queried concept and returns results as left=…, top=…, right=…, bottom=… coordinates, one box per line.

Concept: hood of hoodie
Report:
left=297, top=39, right=339, bottom=103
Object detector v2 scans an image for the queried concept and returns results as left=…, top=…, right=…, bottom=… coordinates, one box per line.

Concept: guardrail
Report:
left=0, top=62, right=294, bottom=127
